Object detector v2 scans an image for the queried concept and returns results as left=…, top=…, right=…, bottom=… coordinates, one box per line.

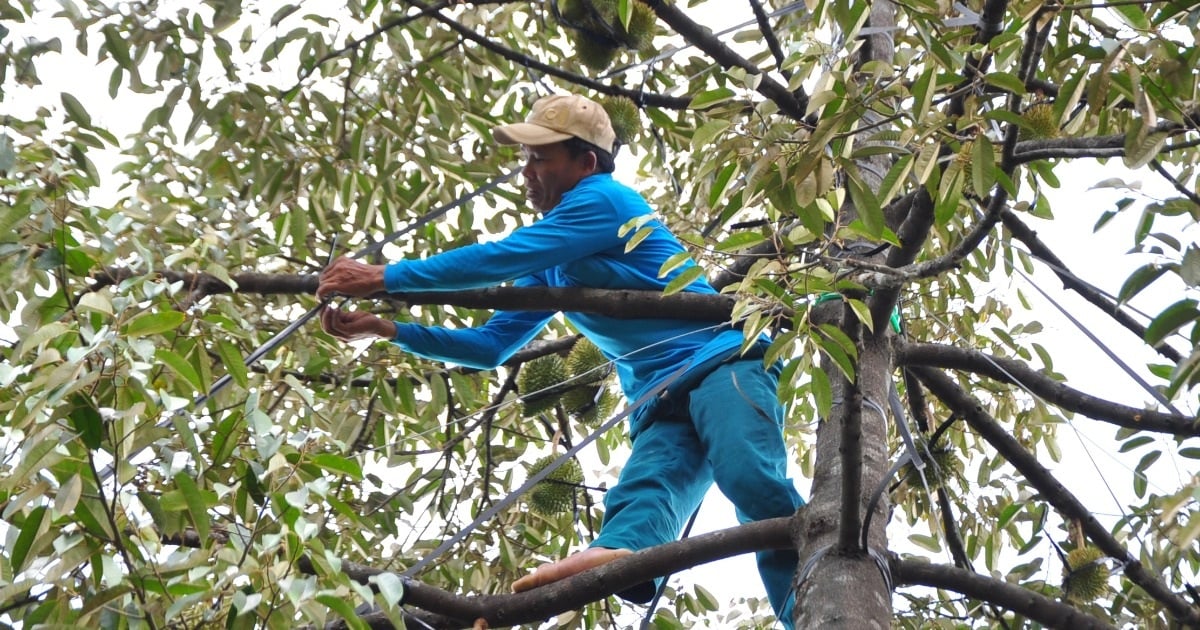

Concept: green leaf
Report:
left=1117, top=264, right=1167, bottom=303
left=810, top=365, right=833, bottom=418
left=997, top=503, right=1022, bottom=529
left=1112, top=3, right=1151, bottom=29
left=125, top=310, right=187, bottom=337
left=310, top=453, right=363, bottom=480
left=0, top=134, right=14, bottom=172
left=1124, top=131, right=1169, bottom=169
left=662, top=266, right=703, bottom=296
left=691, top=119, right=730, bottom=150
left=371, top=572, right=406, bottom=607
left=845, top=299, right=875, bottom=333
left=984, top=72, right=1027, bottom=96
left=156, top=348, right=204, bottom=392
left=68, top=392, right=104, bottom=449
left=971, top=136, right=995, bottom=195
left=173, top=472, right=211, bottom=542
left=1145, top=299, right=1199, bottom=346
left=715, top=231, right=765, bottom=253
left=215, top=339, right=249, bottom=388
left=657, top=251, right=694, bottom=278
left=909, top=532, right=942, bottom=552
left=11, top=506, right=47, bottom=572
left=689, top=87, right=736, bottom=109
left=316, top=594, right=368, bottom=630
left=61, top=92, right=92, bottom=128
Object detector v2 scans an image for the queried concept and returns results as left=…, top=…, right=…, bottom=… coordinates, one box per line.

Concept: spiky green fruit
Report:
left=527, top=454, right=584, bottom=515
left=518, top=355, right=568, bottom=417
left=1063, top=546, right=1110, bottom=602
left=572, top=31, right=620, bottom=70
left=561, top=384, right=619, bottom=425
left=1022, top=103, right=1060, bottom=139
left=565, top=338, right=610, bottom=383
left=600, top=96, right=640, bottom=145
left=620, top=1, right=656, bottom=51
left=900, top=441, right=956, bottom=490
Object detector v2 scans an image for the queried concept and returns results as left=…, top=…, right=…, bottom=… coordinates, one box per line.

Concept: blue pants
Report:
left=591, top=359, right=804, bottom=629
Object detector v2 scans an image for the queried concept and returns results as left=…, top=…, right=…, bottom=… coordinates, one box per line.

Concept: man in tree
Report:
left=317, top=93, right=804, bottom=627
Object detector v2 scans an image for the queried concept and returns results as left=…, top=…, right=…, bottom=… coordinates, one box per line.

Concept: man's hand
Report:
left=320, top=306, right=397, bottom=342
left=317, top=257, right=387, bottom=299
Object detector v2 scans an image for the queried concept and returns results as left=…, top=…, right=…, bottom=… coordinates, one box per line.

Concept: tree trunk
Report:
left=792, top=1, right=897, bottom=627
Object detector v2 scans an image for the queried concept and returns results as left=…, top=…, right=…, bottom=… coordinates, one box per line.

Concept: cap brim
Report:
left=493, top=122, right=573, bottom=146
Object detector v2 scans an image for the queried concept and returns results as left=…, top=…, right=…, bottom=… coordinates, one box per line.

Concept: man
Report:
left=317, top=93, right=804, bottom=628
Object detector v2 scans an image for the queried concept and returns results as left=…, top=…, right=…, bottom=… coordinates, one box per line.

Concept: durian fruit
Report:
left=599, top=96, right=640, bottom=145
left=1022, top=103, right=1060, bottom=139
left=572, top=32, right=620, bottom=71
left=561, top=384, right=619, bottom=426
left=527, top=454, right=584, bottom=515
left=1062, top=546, right=1110, bottom=602
left=517, top=355, right=569, bottom=417
left=620, top=1, right=656, bottom=51
left=565, top=338, right=611, bottom=384
left=554, top=0, right=656, bottom=71
left=899, top=439, right=957, bottom=490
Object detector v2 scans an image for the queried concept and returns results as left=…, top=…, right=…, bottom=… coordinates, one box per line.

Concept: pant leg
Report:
left=591, top=414, right=713, bottom=601
left=687, top=359, right=805, bottom=629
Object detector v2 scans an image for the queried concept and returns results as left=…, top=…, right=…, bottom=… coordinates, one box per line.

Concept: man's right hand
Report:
left=320, top=306, right=397, bottom=342
left=317, top=257, right=387, bottom=299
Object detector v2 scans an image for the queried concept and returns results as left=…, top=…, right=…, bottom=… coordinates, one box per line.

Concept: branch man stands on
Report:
left=316, top=93, right=806, bottom=628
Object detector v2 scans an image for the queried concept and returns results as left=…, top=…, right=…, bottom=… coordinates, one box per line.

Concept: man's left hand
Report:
left=320, top=306, right=396, bottom=342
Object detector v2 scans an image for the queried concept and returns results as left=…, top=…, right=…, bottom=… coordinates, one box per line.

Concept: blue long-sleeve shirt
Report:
left=383, top=173, right=759, bottom=435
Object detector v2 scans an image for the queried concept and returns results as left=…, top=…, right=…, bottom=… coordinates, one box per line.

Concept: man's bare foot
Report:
left=511, top=547, right=633, bottom=593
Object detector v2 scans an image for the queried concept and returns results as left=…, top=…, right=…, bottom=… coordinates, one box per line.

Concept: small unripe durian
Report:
left=600, top=96, right=640, bottom=145
left=621, top=1, right=656, bottom=51
left=573, top=32, right=620, bottom=70
left=518, top=355, right=568, bottom=417
left=1062, top=546, right=1110, bottom=603
left=900, top=441, right=956, bottom=490
left=565, top=338, right=610, bottom=383
left=1022, top=103, right=1060, bottom=139
left=527, top=454, right=584, bottom=515
left=561, top=384, right=618, bottom=425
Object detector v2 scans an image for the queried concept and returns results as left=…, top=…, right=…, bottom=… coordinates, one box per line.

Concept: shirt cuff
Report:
left=383, top=262, right=407, bottom=293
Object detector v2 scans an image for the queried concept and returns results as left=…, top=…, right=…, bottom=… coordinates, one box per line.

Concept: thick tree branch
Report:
left=895, top=340, right=1198, bottom=436
left=1011, top=118, right=1199, bottom=164
left=998, top=209, right=1184, bottom=363
left=640, top=0, right=807, bottom=119
left=893, top=558, right=1116, bottom=629
left=301, top=517, right=794, bottom=629
left=748, top=0, right=790, bottom=79
left=91, top=268, right=738, bottom=321
left=870, top=188, right=935, bottom=336
left=909, top=365, right=1200, bottom=626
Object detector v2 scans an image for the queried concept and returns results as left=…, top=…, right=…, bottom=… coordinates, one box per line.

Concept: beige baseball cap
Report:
left=493, top=94, right=616, bottom=153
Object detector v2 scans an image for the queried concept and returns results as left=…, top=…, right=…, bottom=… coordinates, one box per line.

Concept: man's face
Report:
left=520, top=142, right=595, bottom=212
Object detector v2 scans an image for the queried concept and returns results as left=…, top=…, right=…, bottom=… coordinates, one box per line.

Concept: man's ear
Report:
left=582, top=150, right=598, bottom=173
